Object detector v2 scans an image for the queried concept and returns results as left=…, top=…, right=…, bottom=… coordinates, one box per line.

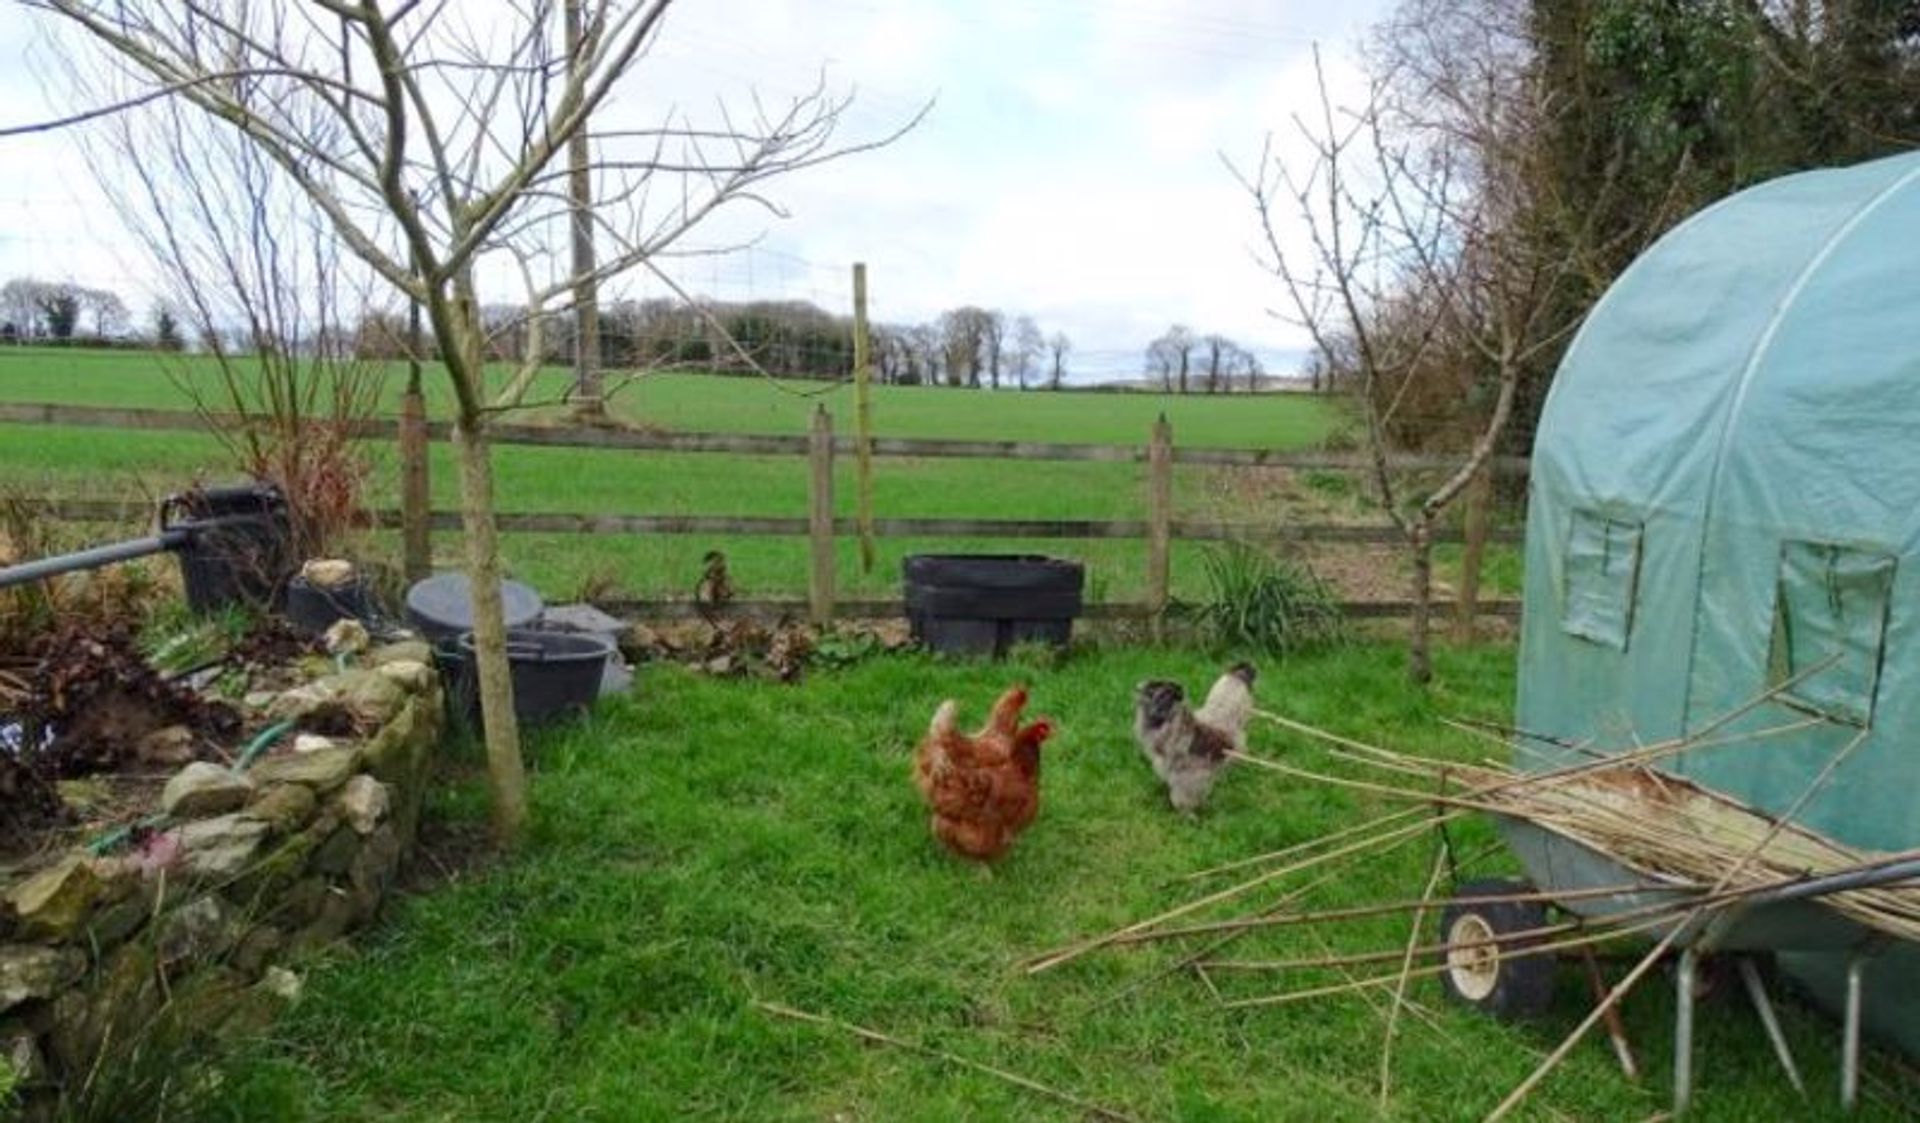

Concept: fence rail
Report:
left=19, top=498, right=1523, bottom=547
left=3, top=400, right=1527, bottom=625
left=0, top=401, right=1530, bottom=472
left=598, top=598, right=1524, bottom=622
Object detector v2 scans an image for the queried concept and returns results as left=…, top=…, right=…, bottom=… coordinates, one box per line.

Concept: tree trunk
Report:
left=1407, top=519, right=1434, bottom=685
left=1454, top=463, right=1493, bottom=641
left=563, top=0, right=604, bottom=424
left=452, top=417, right=529, bottom=845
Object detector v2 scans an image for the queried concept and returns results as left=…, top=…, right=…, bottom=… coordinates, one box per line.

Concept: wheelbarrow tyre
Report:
left=1438, top=878, right=1555, bottom=1021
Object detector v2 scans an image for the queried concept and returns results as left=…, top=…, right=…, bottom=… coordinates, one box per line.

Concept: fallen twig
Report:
left=755, top=1001, right=1145, bottom=1123
left=1379, top=843, right=1447, bottom=1112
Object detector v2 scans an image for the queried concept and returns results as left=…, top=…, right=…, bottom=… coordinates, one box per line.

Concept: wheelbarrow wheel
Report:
left=1438, top=878, right=1555, bottom=1021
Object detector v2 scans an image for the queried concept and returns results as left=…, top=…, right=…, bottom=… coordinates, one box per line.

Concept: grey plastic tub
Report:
left=455, top=628, right=614, bottom=728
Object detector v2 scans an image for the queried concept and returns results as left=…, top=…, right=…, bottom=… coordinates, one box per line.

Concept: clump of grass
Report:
left=141, top=603, right=256, bottom=676
left=1188, top=541, right=1345, bottom=658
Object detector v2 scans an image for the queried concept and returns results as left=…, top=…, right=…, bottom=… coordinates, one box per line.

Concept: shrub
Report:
left=1188, top=541, right=1345, bottom=657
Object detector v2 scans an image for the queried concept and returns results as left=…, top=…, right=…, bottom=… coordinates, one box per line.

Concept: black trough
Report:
left=903, top=554, right=1085, bottom=659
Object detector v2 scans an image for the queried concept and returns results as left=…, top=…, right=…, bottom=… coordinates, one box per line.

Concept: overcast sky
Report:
left=0, top=1, right=1383, bottom=381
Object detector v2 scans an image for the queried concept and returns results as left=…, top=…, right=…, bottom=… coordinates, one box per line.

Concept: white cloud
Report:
left=0, top=0, right=1387, bottom=377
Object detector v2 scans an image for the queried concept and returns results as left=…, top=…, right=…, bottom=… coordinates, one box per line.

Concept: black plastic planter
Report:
left=160, top=485, right=293, bottom=615
left=456, top=628, right=614, bottom=728
left=285, top=573, right=380, bottom=635
left=903, top=554, right=1085, bottom=659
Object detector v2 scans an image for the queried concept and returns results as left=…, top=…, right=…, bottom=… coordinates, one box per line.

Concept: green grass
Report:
left=0, top=346, right=1336, bottom=445
left=0, top=348, right=1342, bottom=602
left=208, top=642, right=1908, bottom=1121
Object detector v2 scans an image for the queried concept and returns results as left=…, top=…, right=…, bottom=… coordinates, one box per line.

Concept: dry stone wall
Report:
left=0, top=640, right=442, bottom=1103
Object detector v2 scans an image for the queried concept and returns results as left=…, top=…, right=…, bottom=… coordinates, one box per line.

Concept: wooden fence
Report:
left=3, top=401, right=1527, bottom=623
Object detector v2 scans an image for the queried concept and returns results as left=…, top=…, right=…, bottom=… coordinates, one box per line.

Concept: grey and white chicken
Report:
left=1132, top=662, right=1257, bottom=813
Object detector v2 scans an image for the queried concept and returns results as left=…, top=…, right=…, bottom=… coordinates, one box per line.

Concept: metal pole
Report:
left=1842, top=955, right=1865, bottom=1112
left=1738, top=956, right=1805, bottom=1097
left=1674, top=946, right=1697, bottom=1116
left=0, top=530, right=186, bottom=590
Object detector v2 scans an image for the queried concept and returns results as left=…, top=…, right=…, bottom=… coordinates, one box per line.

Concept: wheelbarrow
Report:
left=1436, top=816, right=1920, bottom=1114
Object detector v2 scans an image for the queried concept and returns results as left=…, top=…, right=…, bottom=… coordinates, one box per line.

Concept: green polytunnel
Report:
left=1516, top=148, right=1920, bottom=1053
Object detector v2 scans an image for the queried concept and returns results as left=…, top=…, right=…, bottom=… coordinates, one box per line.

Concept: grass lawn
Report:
left=0, top=348, right=1352, bottom=603
left=207, top=641, right=1907, bottom=1122
left=0, top=346, right=1340, bottom=445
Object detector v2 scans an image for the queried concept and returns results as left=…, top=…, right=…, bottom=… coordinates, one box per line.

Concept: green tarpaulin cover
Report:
left=1521, top=148, right=1920, bottom=850
left=1518, top=149, right=1920, bottom=1053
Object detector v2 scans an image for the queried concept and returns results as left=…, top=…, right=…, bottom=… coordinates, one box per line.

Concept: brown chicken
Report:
left=913, top=686, right=1056, bottom=862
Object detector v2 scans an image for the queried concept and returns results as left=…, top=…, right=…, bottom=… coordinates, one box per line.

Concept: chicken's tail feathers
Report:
left=1227, top=661, right=1257, bottom=687
left=929, top=699, right=960, bottom=739
left=987, top=684, right=1030, bottom=736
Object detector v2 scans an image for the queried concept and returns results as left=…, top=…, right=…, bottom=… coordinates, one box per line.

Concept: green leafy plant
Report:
left=1189, top=541, right=1345, bottom=657
left=141, top=604, right=255, bottom=677
left=811, top=628, right=885, bottom=669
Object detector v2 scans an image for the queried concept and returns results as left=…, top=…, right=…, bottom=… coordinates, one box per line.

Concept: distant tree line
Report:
left=0, top=278, right=135, bottom=346
left=1143, top=324, right=1265, bottom=393
left=352, top=296, right=1098, bottom=390
left=3, top=273, right=1271, bottom=395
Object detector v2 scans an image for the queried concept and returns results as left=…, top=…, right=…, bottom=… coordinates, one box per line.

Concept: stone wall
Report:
left=0, top=641, right=442, bottom=1102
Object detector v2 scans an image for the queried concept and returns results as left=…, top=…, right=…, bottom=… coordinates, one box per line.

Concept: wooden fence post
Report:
left=399, top=380, right=431, bottom=582
left=808, top=405, right=836, bottom=625
left=1454, top=461, right=1492, bottom=640
left=852, top=262, right=876, bottom=574
left=1146, top=414, right=1173, bottom=633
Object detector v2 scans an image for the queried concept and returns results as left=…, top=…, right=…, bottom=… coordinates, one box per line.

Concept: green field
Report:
left=191, top=643, right=1907, bottom=1122
left=0, top=347, right=1350, bottom=603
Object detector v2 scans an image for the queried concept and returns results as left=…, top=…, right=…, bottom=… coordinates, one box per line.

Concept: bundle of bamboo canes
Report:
left=1023, top=687, right=1920, bottom=1120
left=1245, top=708, right=1920, bottom=945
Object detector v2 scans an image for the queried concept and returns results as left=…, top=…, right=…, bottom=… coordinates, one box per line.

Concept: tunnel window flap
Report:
left=1562, top=510, right=1642, bottom=651
left=1768, top=541, right=1895, bottom=728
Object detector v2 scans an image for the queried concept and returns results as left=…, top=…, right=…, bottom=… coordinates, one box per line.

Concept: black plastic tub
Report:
left=455, top=628, right=614, bottom=728
left=285, top=574, right=379, bottom=635
left=160, top=485, right=292, bottom=614
left=903, top=554, right=1085, bottom=659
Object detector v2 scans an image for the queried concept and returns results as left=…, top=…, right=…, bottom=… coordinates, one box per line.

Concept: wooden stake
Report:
left=756, top=1001, right=1143, bottom=1123
left=399, top=379, right=431, bottom=582
left=851, top=263, right=876, bottom=574
left=807, top=405, right=835, bottom=625
left=1454, top=461, right=1491, bottom=640
left=1146, top=414, right=1172, bottom=638
left=1583, top=948, right=1640, bottom=1081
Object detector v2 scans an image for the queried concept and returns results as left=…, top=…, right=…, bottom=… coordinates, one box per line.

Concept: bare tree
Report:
left=906, top=322, right=944, bottom=386
left=1168, top=325, right=1195, bottom=393
left=1233, top=46, right=1574, bottom=683
left=0, top=279, right=53, bottom=338
left=77, top=286, right=129, bottom=336
left=1145, top=324, right=1196, bottom=392
left=1008, top=314, right=1043, bottom=390
left=1201, top=333, right=1246, bottom=393
left=1240, top=349, right=1264, bottom=393
left=70, top=76, right=387, bottom=565
left=1046, top=331, right=1071, bottom=389
left=981, top=309, right=1006, bottom=389
left=939, top=306, right=992, bottom=387
left=23, top=0, right=913, bottom=844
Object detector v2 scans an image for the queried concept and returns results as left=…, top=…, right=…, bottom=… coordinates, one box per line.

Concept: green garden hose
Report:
left=82, top=718, right=296, bottom=856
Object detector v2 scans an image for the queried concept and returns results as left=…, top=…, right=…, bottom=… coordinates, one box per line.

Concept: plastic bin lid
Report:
left=405, top=572, right=544, bottom=634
